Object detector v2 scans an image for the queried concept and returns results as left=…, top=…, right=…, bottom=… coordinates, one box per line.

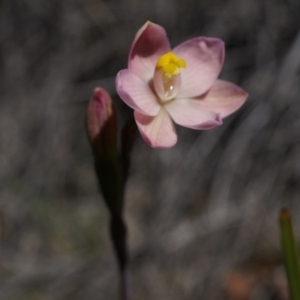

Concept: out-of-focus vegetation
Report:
left=0, top=0, right=300, bottom=299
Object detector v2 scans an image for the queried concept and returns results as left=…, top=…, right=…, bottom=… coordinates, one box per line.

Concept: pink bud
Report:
left=86, top=88, right=118, bottom=159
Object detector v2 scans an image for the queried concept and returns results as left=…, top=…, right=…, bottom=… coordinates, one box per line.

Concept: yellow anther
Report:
left=156, top=52, right=187, bottom=76
left=176, top=59, right=187, bottom=68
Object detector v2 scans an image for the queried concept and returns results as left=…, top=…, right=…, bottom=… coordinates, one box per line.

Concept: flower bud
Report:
left=86, top=88, right=123, bottom=214
left=86, top=88, right=118, bottom=160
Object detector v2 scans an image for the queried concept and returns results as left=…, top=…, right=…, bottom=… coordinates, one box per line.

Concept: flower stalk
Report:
left=121, top=117, right=138, bottom=187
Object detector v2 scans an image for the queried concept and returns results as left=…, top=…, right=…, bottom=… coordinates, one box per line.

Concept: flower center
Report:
left=156, top=52, right=187, bottom=76
left=153, top=52, right=187, bottom=102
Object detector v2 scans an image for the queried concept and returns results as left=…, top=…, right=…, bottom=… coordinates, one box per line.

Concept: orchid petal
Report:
left=129, top=21, right=171, bottom=82
left=173, top=37, right=225, bottom=98
left=116, top=70, right=161, bottom=116
left=194, top=80, right=248, bottom=118
left=165, top=99, right=222, bottom=130
left=134, top=109, right=177, bottom=148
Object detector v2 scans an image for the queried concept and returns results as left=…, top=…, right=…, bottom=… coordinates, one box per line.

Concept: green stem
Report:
left=279, top=208, right=300, bottom=300
left=110, top=214, right=129, bottom=300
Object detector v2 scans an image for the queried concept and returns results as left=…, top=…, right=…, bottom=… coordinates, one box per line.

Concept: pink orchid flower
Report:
left=116, top=21, right=248, bottom=148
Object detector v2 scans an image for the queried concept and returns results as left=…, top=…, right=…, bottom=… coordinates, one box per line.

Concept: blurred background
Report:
left=1, top=0, right=300, bottom=299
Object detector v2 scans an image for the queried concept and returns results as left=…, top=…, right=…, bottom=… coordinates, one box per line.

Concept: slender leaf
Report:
left=280, top=208, right=300, bottom=300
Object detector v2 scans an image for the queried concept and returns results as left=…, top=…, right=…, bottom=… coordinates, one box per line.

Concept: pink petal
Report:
left=173, top=37, right=225, bottom=98
left=164, top=98, right=223, bottom=130
left=134, top=109, right=177, bottom=148
left=116, top=69, right=161, bottom=116
left=129, top=21, right=171, bottom=83
left=194, top=80, right=248, bottom=118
